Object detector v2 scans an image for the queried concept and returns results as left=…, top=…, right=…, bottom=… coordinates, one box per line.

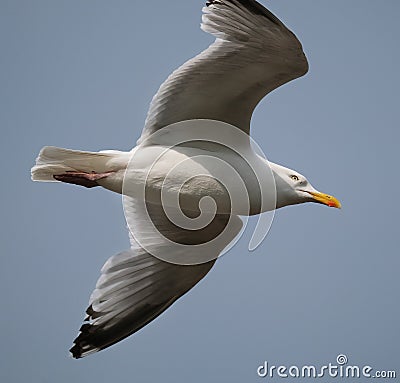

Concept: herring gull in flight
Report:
left=31, top=0, right=341, bottom=359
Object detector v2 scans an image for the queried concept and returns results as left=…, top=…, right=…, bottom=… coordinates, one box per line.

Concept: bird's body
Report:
left=31, top=0, right=340, bottom=358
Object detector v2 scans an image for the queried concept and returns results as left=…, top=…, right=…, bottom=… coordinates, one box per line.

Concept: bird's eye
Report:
left=290, top=175, right=300, bottom=181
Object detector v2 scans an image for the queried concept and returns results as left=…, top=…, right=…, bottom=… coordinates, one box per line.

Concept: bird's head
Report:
left=270, top=163, right=341, bottom=210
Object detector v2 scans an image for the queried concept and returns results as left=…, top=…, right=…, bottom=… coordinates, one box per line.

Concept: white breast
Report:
left=123, top=144, right=276, bottom=216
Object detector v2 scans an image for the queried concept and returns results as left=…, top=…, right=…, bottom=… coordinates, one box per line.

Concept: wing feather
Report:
left=139, top=0, right=308, bottom=144
left=70, top=202, right=243, bottom=358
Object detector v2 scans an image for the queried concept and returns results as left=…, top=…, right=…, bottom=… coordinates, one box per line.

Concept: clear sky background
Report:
left=1, top=1, right=399, bottom=382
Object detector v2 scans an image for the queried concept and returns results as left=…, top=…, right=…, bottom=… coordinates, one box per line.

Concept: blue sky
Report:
left=1, top=1, right=399, bottom=382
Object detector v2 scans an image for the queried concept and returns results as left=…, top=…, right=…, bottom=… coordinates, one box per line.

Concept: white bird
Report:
left=31, top=0, right=341, bottom=359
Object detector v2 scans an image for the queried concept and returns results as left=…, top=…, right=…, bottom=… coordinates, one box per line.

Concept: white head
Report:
left=269, top=162, right=341, bottom=210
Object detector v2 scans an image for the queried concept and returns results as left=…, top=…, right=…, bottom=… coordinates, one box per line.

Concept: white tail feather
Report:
left=31, top=146, right=127, bottom=182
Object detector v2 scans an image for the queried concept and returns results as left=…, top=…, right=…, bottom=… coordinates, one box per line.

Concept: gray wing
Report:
left=138, top=0, right=308, bottom=144
left=70, top=201, right=242, bottom=358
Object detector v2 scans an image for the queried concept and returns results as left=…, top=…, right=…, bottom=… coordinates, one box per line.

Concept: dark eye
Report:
left=290, top=175, right=300, bottom=181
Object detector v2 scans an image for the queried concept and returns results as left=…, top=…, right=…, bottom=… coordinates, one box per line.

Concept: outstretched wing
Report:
left=70, top=200, right=242, bottom=358
left=138, top=0, right=308, bottom=144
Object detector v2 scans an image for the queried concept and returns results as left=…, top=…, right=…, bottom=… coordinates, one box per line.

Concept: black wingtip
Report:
left=69, top=306, right=98, bottom=359
left=205, top=0, right=282, bottom=27
left=206, top=0, right=222, bottom=6
left=69, top=329, right=90, bottom=359
left=69, top=324, right=99, bottom=359
left=70, top=344, right=82, bottom=359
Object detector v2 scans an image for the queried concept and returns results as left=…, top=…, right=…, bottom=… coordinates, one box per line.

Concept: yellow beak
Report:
left=308, top=191, right=342, bottom=209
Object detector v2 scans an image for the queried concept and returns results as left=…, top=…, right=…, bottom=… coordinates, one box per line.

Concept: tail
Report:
left=31, top=146, right=127, bottom=183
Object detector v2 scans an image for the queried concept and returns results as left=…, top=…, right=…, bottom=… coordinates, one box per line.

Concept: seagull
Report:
left=31, top=0, right=341, bottom=359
